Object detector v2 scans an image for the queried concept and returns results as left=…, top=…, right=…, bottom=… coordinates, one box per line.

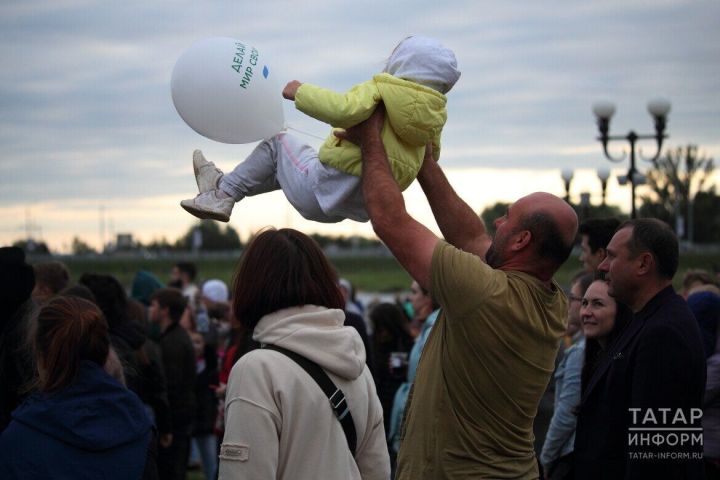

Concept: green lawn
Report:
left=53, top=253, right=413, bottom=293
left=44, top=249, right=720, bottom=295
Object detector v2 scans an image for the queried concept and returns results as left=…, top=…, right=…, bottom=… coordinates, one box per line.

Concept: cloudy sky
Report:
left=1, top=0, right=718, bottom=252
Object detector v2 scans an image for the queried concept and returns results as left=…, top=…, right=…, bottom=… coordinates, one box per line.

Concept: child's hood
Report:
left=384, top=35, right=461, bottom=94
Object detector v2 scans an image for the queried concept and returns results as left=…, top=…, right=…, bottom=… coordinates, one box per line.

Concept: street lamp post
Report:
left=561, top=168, right=574, bottom=204
left=597, top=167, right=610, bottom=207
left=592, top=99, right=671, bottom=218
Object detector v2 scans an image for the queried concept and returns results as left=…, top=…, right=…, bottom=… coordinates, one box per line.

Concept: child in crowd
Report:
left=180, top=35, right=460, bottom=223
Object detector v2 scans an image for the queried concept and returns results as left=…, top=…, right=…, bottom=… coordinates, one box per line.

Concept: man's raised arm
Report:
left=336, top=105, right=438, bottom=291
left=417, top=147, right=491, bottom=259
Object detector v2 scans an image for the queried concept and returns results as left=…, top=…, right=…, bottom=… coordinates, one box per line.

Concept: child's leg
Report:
left=219, top=139, right=282, bottom=201
left=271, top=133, right=345, bottom=223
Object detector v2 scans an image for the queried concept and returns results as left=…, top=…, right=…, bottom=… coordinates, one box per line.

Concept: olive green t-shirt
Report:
left=396, top=240, right=567, bottom=479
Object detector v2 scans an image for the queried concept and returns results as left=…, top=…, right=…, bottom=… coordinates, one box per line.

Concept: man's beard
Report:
left=485, top=240, right=503, bottom=268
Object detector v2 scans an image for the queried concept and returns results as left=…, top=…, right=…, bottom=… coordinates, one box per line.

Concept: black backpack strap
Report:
left=263, top=344, right=357, bottom=456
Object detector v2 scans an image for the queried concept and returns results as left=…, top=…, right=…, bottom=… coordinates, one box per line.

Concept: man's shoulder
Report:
left=632, top=292, right=703, bottom=358
left=645, top=290, right=695, bottom=329
left=432, top=240, right=492, bottom=273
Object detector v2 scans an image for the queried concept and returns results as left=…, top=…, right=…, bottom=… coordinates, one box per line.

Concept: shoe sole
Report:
left=180, top=202, right=230, bottom=223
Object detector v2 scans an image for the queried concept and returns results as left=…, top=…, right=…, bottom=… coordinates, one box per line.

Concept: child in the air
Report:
left=180, top=35, right=460, bottom=223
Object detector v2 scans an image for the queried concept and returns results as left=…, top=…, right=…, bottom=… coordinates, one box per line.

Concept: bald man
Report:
left=338, top=106, right=578, bottom=479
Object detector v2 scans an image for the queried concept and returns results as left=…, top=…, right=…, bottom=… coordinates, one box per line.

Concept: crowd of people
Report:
left=0, top=244, right=446, bottom=479
left=1, top=210, right=719, bottom=480
left=0, top=43, right=718, bottom=479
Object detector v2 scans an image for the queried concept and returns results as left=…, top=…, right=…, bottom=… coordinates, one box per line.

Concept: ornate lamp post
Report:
left=597, top=167, right=610, bottom=207
left=592, top=99, right=670, bottom=218
left=561, top=168, right=574, bottom=204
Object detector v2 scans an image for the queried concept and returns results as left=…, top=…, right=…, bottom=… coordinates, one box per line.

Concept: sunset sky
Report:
left=1, top=0, right=718, bottom=252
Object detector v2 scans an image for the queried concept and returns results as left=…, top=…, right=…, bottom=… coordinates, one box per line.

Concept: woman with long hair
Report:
left=0, top=296, right=153, bottom=479
left=219, top=228, right=390, bottom=479
left=574, top=278, right=632, bottom=478
left=578, top=279, right=631, bottom=391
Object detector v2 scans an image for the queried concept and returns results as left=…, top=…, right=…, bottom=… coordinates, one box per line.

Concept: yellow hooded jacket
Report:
left=294, top=73, right=447, bottom=191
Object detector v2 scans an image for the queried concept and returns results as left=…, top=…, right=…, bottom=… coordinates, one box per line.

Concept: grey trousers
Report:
left=219, top=132, right=368, bottom=223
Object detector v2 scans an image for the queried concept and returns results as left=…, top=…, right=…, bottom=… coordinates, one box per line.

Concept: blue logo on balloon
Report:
left=263, top=66, right=269, bottom=78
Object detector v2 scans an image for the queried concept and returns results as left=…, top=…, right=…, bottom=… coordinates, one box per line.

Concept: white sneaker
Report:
left=180, top=191, right=234, bottom=222
left=193, top=150, right=223, bottom=193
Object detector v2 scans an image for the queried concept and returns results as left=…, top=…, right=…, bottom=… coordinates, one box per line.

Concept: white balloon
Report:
left=171, top=37, right=285, bottom=144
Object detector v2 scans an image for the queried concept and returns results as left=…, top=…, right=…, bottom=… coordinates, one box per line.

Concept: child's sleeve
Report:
left=294, top=80, right=381, bottom=129
left=432, top=132, right=442, bottom=162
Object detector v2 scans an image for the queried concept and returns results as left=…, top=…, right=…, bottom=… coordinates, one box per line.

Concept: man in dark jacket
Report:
left=150, top=288, right=197, bottom=480
left=575, top=219, right=706, bottom=479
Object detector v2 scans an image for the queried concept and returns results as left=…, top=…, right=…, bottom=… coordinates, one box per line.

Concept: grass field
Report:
left=44, top=248, right=720, bottom=295
left=53, top=253, right=413, bottom=293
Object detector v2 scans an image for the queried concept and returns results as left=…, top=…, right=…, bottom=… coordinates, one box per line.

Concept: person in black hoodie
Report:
left=0, top=296, right=152, bottom=479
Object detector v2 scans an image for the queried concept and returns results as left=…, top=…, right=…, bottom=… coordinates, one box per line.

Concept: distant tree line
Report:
left=480, top=144, right=718, bottom=244
left=15, top=220, right=383, bottom=256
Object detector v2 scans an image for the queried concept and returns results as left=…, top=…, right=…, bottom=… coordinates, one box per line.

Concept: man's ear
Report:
left=511, top=230, right=532, bottom=251
left=636, top=252, right=654, bottom=276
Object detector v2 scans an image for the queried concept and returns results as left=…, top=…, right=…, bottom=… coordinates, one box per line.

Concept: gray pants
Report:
left=219, top=132, right=368, bottom=223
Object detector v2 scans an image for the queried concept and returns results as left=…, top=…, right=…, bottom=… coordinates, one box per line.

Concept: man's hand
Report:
left=334, top=103, right=385, bottom=147
left=282, top=80, right=303, bottom=100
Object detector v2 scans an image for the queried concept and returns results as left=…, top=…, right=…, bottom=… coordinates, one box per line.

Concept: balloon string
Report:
left=285, top=125, right=325, bottom=141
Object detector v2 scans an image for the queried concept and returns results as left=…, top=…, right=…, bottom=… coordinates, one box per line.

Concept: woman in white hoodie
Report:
left=219, top=228, right=390, bottom=480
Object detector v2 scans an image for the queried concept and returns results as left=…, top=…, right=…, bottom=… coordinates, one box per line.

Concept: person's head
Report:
left=149, top=288, right=188, bottom=327
left=486, top=192, right=578, bottom=279
left=189, top=331, right=205, bottom=358
left=567, top=271, right=594, bottom=337
left=131, top=270, right=164, bottom=306
left=126, top=297, right=148, bottom=325
left=232, top=228, right=344, bottom=333
left=369, top=303, right=412, bottom=345
left=338, top=278, right=354, bottom=304
left=170, top=261, right=197, bottom=288
left=202, top=279, right=229, bottom=303
left=578, top=218, right=621, bottom=273
left=580, top=279, right=632, bottom=390
left=31, top=261, right=70, bottom=304
left=32, top=296, right=110, bottom=392
left=580, top=280, right=621, bottom=348
left=682, top=269, right=718, bottom=299
left=408, top=281, right=437, bottom=320
left=59, top=284, right=96, bottom=304
left=384, top=35, right=461, bottom=94
left=78, top=273, right=128, bottom=329
left=598, top=219, right=678, bottom=312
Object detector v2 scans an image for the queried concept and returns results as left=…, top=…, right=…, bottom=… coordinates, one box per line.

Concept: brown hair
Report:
left=150, top=288, right=188, bottom=323
left=33, top=296, right=110, bottom=392
left=232, top=228, right=345, bottom=332
left=32, top=261, right=70, bottom=295
left=682, top=269, right=717, bottom=291
left=619, top=219, right=678, bottom=279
